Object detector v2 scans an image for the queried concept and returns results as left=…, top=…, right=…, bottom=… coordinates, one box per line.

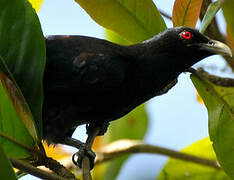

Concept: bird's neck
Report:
left=126, top=42, right=183, bottom=104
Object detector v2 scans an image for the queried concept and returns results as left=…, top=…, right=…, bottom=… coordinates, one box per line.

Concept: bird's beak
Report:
left=199, top=40, right=232, bottom=57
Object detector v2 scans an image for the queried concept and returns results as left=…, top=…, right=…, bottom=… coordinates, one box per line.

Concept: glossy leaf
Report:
left=28, top=0, right=43, bottom=12
left=172, top=0, right=203, bottom=27
left=0, top=146, right=16, bottom=180
left=0, top=70, right=35, bottom=158
left=0, top=0, right=46, bottom=137
left=200, top=0, right=224, bottom=34
left=75, top=0, right=166, bottom=43
left=223, top=0, right=234, bottom=48
left=158, top=138, right=230, bottom=180
left=191, top=74, right=234, bottom=179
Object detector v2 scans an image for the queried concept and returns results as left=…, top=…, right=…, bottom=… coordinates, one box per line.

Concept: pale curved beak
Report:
left=200, top=40, right=232, bottom=57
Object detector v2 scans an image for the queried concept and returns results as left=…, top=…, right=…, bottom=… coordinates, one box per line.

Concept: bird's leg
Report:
left=64, top=122, right=109, bottom=170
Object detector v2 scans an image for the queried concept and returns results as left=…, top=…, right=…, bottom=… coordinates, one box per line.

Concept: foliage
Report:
left=0, top=0, right=45, bottom=138
left=0, top=0, right=233, bottom=179
left=75, top=0, right=166, bottom=43
left=200, top=0, right=224, bottom=34
left=0, top=146, right=16, bottom=180
left=191, top=74, right=234, bottom=178
left=172, top=0, right=203, bottom=27
left=158, top=138, right=230, bottom=180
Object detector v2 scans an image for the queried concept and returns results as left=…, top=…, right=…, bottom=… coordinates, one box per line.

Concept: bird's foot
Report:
left=72, top=144, right=96, bottom=169
left=63, top=137, right=96, bottom=169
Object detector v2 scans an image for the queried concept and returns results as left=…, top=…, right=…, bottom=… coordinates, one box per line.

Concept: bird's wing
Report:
left=71, top=51, right=127, bottom=92
left=44, top=36, right=131, bottom=95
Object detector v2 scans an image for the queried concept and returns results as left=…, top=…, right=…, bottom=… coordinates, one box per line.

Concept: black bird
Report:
left=43, top=27, right=232, bottom=168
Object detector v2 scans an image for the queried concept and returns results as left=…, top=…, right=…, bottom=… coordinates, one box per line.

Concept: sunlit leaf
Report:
left=28, top=0, right=43, bottom=12
left=105, top=30, right=131, bottom=45
left=200, top=0, right=224, bottom=34
left=0, top=146, right=16, bottom=180
left=172, top=0, right=203, bottom=27
left=75, top=0, right=166, bottom=43
left=43, top=141, right=71, bottom=161
left=196, top=91, right=204, bottom=104
left=222, top=0, right=234, bottom=43
left=158, top=138, right=230, bottom=180
left=191, top=74, right=234, bottom=179
left=0, top=70, right=35, bottom=158
left=0, top=0, right=46, bottom=137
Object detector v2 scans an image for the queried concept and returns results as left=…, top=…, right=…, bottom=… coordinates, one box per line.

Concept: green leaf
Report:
left=75, top=0, right=166, bottom=43
left=0, top=0, right=46, bottom=138
left=158, top=138, right=230, bottom=180
left=200, top=0, right=224, bottom=34
left=0, top=70, right=35, bottom=158
left=191, top=74, right=234, bottom=179
left=222, top=0, right=234, bottom=47
left=105, top=30, right=131, bottom=45
left=172, top=0, right=203, bottom=28
left=103, top=104, right=148, bottom=180
left=0, top=146, right=16, bottom=180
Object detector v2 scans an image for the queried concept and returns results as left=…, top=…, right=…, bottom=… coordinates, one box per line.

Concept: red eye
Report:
left=181, top=31, right=192, bottom=40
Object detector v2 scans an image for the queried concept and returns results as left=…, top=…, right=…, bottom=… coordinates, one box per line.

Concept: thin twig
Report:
left=187, top=67, right=234, bottom=87
left=159, top=10, right=172, bottom=20
left=9, top=157, right=66, bottom=180
left=82, top=156, right=92, bottom=180
left=95, top=140, right=220, bottom=170
left=82, top=126, right=100, bottom=180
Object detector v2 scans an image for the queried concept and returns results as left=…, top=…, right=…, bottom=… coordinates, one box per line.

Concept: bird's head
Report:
left=141, top=26, right=232, bottom=71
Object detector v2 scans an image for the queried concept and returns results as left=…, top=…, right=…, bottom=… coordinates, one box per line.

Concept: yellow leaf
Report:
left=28, top=0, right=43, bottom=12
left=42, top=141, right=71, bottom=161
left=93, top=136, right=105, bottom=150
left=196, top=91, right=204, bottom=104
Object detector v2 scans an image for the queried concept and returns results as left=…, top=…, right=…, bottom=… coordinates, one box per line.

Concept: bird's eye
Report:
left=181, top=31, right=192, bottom=40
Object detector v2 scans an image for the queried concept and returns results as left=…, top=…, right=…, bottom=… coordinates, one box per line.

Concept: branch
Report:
left=95, top=139, right=220, bottom=170
left=9, top=157, right=66, bottom=180
left=187, top=67, right=234, bottom=87
left=43, top=157, right=77, bottom=180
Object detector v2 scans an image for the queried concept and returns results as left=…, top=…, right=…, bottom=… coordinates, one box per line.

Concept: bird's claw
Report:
left=72, top=145, right=96, bottom=170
